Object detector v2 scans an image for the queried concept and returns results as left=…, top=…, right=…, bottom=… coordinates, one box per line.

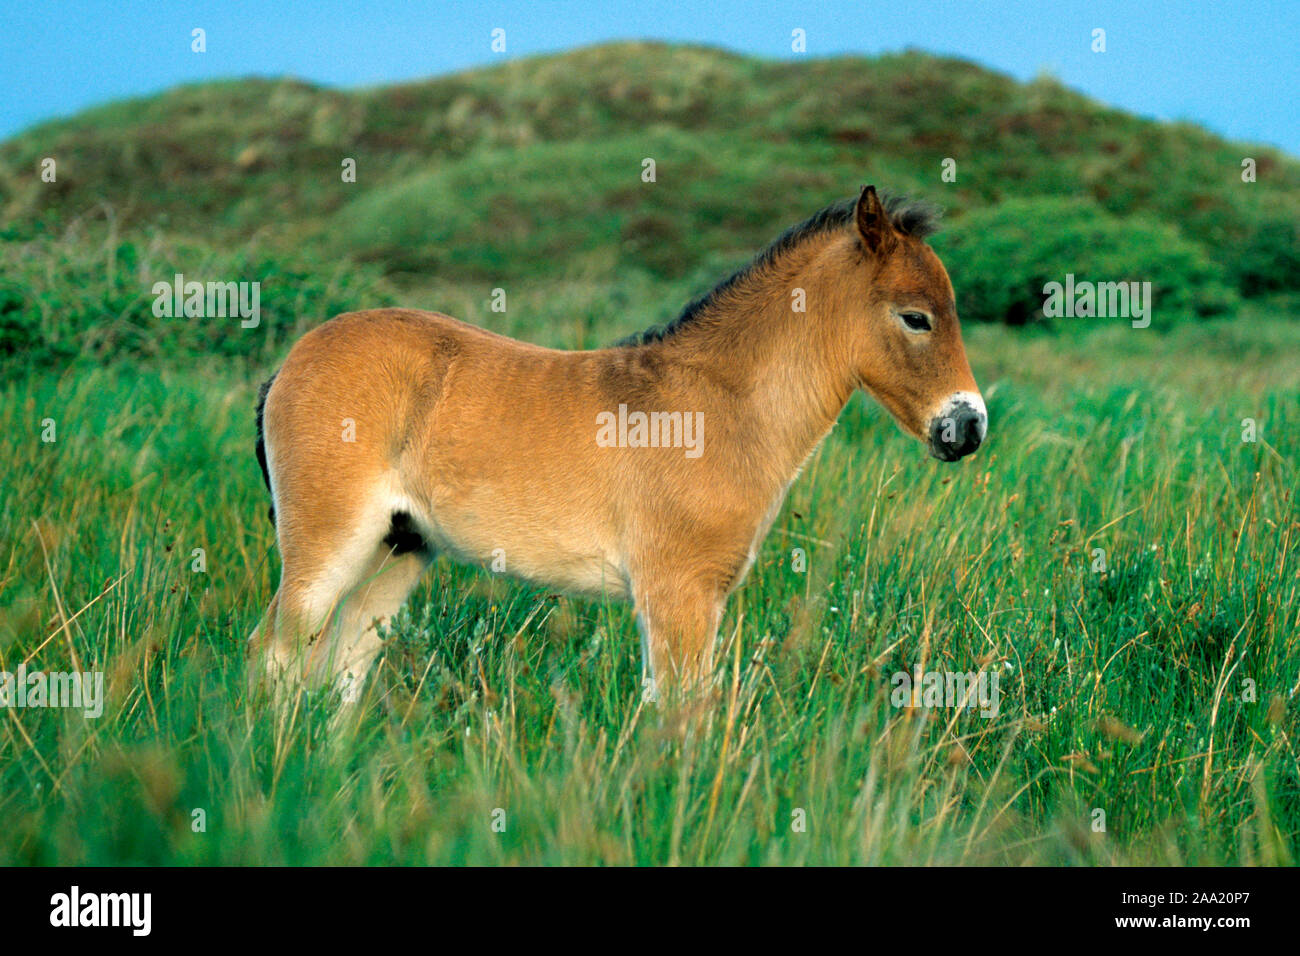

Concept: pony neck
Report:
left=649, top=233, right=860, bottom=478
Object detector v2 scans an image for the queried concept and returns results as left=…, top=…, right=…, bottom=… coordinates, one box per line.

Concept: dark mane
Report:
left=616, top=192, right=941, bottom=347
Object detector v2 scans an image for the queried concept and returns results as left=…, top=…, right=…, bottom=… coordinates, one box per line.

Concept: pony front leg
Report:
left=633, top=575, right=726, bottom=701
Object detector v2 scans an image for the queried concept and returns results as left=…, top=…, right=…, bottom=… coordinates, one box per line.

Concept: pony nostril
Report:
left=930, top=405, right=985, bottom=460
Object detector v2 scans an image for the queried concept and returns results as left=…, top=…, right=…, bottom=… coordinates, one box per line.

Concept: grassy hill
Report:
left=1, top=42, right=1298, bottom=366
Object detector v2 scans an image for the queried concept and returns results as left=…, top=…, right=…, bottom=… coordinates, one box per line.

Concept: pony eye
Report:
left=900, top=311, right=932, bottom=332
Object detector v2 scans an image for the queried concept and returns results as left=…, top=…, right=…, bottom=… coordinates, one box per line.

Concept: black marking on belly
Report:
left=383, top=511, right=429, bottom=556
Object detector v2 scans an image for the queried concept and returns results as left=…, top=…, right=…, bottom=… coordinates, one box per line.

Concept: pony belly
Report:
left=419, top=507, right=630, bottom=601
left=515, top=550, right=631, bottom=600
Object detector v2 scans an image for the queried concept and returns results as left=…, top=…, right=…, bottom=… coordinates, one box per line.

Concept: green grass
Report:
left=1, top=314, right=1295, bottom=865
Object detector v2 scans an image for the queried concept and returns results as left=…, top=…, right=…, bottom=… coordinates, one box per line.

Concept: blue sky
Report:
left=3, top=0, right=1297, bottom=154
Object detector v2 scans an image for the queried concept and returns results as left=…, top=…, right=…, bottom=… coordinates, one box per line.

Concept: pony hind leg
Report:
left=253, top=501, right=429, bottom=703
left=329, top=534, right=432, bottom=703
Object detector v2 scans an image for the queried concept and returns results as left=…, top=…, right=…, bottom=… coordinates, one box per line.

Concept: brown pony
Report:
left=249, top=185, right=986, bottom=703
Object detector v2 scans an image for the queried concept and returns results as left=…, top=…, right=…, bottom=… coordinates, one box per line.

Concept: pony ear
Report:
left=854, top=184, right=896, bottom=256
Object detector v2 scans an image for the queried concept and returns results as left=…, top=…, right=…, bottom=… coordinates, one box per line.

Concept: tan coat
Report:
left=249, top=186, right=986, bottom=703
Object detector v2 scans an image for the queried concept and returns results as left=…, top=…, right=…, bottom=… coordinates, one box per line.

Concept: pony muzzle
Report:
left=928, top=391, right=987, bottom=462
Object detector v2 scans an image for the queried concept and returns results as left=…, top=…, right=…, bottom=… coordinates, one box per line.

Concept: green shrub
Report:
left=0, top=230, right=397, bottom=370
left=1230, top=205, right=1300, bottom=296
left=933, top=198, right=1239, bottom=325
